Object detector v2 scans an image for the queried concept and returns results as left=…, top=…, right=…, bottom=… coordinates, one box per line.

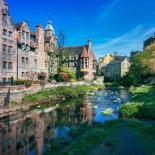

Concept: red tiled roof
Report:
left=81, top=46, right=89, bottom=58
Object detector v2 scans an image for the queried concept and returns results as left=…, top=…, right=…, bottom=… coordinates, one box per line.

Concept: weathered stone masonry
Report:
left=0, top=0, right=57, bottom=83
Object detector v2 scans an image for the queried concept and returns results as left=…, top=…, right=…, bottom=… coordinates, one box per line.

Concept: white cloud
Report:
left=93, top=25, right=155, bottom=59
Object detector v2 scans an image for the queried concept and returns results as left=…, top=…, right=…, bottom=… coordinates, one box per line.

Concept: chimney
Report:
left=114, top=52, right=118, bottom=58
left=88, top=39, right=92, bottom=50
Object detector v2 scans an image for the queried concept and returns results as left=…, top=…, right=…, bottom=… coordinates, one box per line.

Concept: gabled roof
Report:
left=108, top=56, right=129, bottom=65
left=81, top=46, right=89, bottom=58
left=92, top=51, right=96, bottom=61
left=64, top=45, right=85, bottom=56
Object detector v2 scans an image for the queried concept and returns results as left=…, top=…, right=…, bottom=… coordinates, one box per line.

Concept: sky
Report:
left=5, top=0, right=155, bottom=59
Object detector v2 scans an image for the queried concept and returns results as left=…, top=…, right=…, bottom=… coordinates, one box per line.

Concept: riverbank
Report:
left=22, top=84, right=102, bottom=104
left=119, top=85, right=155, bottom=119
left=44, top=119, right=155, bottom=155
left=0, top=84, right=102, bottom=118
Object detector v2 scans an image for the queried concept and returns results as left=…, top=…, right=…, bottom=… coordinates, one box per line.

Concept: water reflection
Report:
left=0, top=87, right=130, bottom=155
left=0, top=102, right=95, bottom=155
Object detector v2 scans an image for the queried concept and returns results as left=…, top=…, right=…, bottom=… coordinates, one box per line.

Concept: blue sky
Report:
left=6, top=0, right=155, bottom=59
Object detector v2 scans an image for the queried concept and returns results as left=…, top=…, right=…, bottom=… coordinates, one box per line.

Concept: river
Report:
left=0, top=87, right=130, bottom=155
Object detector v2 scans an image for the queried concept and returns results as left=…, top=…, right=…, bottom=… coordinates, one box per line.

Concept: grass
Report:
left=101, top=108, right=113, bottom=116
left=22, top=84, right=102, bottom=104
left=119, top=85, right=155, bottom=119
left=43, top=119, right=155, bottom=155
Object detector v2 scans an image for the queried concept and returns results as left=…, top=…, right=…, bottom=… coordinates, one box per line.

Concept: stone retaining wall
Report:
left=0, top=81, right=87, bottom=105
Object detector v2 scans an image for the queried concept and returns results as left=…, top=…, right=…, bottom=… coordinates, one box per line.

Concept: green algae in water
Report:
left=101, top=108, right=113, bottom=116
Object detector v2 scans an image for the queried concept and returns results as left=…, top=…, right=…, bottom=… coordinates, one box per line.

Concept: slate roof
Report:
left=107, top=56, right=129, bottom=65
left=63, top=45, right=86, bottom=56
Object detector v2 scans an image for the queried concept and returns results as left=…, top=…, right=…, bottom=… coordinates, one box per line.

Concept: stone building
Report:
left=98, top=53, right=113, bottom=75
left=63, top=40, right=97, bottom=80
left=0, top=0, right=57, bottom=83
left=0, top=0, right=17, bottom=84
left=105, top=56, right=130, bottom=81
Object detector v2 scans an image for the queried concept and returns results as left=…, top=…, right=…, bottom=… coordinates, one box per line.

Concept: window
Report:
left=8, top=46, right=12, bottom=54
left=2, top=78, right=7, bottom=84
left=26, top=72, right=29, bottom=78
left=3, top=29, right=7, bottom=37
left=8, top=31, right=12, bottom=38
left=22, top=31, right=25, bottom=39
left=8, top=62, right=12, bottom=70
left=26, top=44, right=29, bottom=51
left=8, top=78, right=12, bottom=84
left=22, top=57, right=25, bottom=64
left=30, top=36, right=35, bottom=42
left=21, top=72, right=24, bottom=77
left=3, top=45, right=7, bottom=53
left=3, top=61, right=7, bottom=70
left=2, top=13, right=7, bottom=22
left=26, top=58, right=29, bottom=65
left=22, top=44, right=25, bottom=50
left=26, top=32, right=29, bottom=41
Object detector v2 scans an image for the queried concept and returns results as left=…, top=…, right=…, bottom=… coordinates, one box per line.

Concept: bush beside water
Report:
left=119, top=85, right=155, bottom=119
left=22, top=84, right=102, bottom=103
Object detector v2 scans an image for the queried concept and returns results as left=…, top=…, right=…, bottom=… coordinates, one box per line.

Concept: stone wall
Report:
left=0, top=81, right=86, bottom=105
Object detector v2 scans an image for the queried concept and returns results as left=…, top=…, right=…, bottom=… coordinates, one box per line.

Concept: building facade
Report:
left=98, top=53, right=113, bottom=75
left=0, top=0, right=57, bottom=83
left=105, top=56, right=130, bottom=81
left=0, top=0, right=17, bottom=84
left=64, top=40, right=97, bottom=80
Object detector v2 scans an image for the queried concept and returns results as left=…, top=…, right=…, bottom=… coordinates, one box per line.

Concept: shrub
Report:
left=24, top=80, right=33, bottom=88
left=70, top=78, right=77, bottom=82
left=59, top=65, right=76, bottom=80
left=54, top=74, right=64, bottom=82
left=60, top=72, right=68, bottom=81
left=14, top=79, right=25, bottom=85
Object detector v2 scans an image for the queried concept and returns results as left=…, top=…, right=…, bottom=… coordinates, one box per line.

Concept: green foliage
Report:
left=59, top=65, right=76, bottom=80
left=54, top=74, right=65, bottom=82
left=24, top=80, right=33, bottom=88
left=101, top=108, right=113, bottom=116
left=70, top=78, right=77, bottom=82
left=59, top=119, right=155, bottom=155
left=119, top=85, right=155, bottom=119
left=22, top=84, right=102, bottom=103
left=121, top=52, right=151, bottom=87
left=61, top=127, right=105, bottom=155
left=14, top=79, right=25, bottom=85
